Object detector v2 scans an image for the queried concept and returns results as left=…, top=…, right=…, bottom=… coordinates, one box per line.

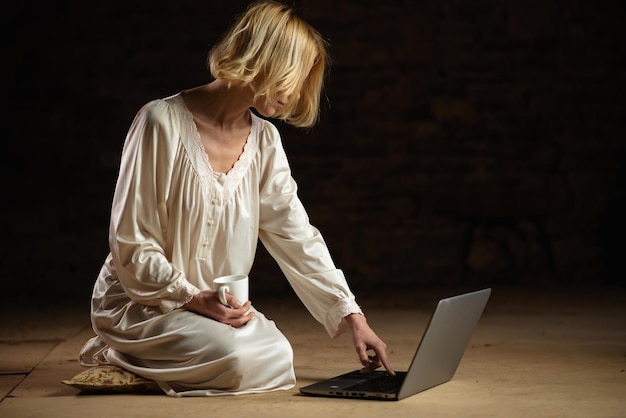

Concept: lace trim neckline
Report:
left=172, top=93, right=259, bottom=200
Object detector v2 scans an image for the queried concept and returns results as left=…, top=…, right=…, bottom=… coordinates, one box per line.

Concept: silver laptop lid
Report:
left=397, top=288, right=491, bottom=400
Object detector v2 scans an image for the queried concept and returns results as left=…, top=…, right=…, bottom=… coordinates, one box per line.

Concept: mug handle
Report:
left=218, top=286, right=230, bottom=307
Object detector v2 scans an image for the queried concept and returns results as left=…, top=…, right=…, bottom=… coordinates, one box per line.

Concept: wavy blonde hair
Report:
left=208, top=1, right=329, bottom=128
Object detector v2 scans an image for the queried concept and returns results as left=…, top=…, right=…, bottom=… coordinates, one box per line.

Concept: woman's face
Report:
left=251, top=88, right=293, bottom=118
left=249, top=59, right=313, bottom=118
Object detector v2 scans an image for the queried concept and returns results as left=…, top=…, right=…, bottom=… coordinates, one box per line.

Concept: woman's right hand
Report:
left=183, top=290, right=255, bottom=328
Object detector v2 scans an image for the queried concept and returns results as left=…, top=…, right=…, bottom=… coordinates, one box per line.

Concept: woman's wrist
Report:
left=345, top=312, right=367, bottom=330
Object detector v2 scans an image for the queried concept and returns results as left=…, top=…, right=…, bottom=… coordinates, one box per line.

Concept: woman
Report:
left=79, top=0, right=394, bottom=396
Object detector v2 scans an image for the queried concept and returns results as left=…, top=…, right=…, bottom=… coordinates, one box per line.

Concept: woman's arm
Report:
left=108, top=100, right=199, bottom=312
left=256, top=121, right=394, bottom=373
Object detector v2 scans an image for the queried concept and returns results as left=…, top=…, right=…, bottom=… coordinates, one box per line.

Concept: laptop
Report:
left=299, top=288, right=491, bottom=401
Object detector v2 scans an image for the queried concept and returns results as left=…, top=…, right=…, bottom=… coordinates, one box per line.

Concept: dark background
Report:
left=2, top=0, right=625, bottom=306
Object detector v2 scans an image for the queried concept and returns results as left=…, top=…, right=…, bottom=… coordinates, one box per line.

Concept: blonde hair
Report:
left=208, top=1, right=329, bottom=128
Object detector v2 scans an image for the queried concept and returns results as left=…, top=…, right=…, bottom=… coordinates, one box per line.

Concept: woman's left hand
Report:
left=345, top=313, right=395, bottom=376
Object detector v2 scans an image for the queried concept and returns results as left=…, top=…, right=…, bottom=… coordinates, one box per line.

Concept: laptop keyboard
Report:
left=345, top=373, right=404, bottom=393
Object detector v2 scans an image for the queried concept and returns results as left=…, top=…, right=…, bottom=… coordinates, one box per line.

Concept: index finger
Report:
left=224, top=293, right=244, bottom=309
left=375, top=345, right=395, bottom=376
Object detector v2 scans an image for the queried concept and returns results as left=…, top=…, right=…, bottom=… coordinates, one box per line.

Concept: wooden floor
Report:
left=1, top=285, right=624, bottom=417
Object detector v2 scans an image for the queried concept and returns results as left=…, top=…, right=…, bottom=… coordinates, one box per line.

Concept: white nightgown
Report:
left=79, top=93, right=362, bottom=397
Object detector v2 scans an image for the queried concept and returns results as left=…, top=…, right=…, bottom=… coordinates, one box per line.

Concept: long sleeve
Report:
left=108, top=100, right=199, bottom=312
left=257, top=123, right=362, bottom=337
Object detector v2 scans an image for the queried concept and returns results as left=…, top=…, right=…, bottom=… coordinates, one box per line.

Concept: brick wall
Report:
left=3, top=0, right=624, bottom=300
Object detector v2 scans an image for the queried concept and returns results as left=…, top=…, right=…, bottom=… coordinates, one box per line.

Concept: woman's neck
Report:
left=183, top=80, right=253, bottom=131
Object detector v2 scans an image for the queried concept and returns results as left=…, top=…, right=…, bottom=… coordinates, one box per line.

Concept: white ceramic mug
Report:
left=213, top=275, right=249, bottom=308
